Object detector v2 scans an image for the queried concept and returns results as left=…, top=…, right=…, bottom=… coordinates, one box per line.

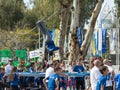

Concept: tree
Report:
left=69, top=0, right=81, bottom=61
left=58, top=0, right=72, bottom=61
left=0, top=29, right=38, bottom=50
left=0, top=0, right=25, bottom=30
left=33, top=0, right=60, bottom=29
left=81, top=0, right=104, bottom=56
left=69, top=0, right=104, bottom=61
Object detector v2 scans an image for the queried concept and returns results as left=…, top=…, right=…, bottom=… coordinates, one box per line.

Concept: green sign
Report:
left=15, top=50, right=27, bottom=60
left=0, top=50, right=12, bottom=59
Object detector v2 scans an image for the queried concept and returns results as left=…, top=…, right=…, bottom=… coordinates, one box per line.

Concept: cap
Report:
left=103, top=59, right=108, bottom=64
left=9, top=59, right=13, bottom=62
left=53, top=57, right=59, bottom=61
left=108, top=60, right=112, bottom=62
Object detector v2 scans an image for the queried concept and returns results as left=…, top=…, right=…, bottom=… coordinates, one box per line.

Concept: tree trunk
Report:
left=58, top=3, right=70, bottom=61
left=81, top=0, right=104, bottom=56
left=69, top=0, right=80, bottom=61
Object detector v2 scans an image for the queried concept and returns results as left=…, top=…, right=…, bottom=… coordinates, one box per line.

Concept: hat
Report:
left=108, top=60, right=112, bottom=62
left=9, top=59, right=13, bottom=62
left=53, top=57, right=59, bottom=61
left=103, top=59, right=109, bottom=64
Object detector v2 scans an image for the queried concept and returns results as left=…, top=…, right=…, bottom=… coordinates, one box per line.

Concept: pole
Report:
left=115, top=4, right=119, bottom=66
left=118, top=17, right=120, bottom=66
left=39, top=29, right=40, bottom=50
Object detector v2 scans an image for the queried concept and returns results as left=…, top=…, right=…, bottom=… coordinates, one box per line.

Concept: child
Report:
left=96, top=66, right=109, bottom=90
left=9, top=67, right=19, bottom=90
left=45, top=66, right=62, bottom=90
left=114, top=74, right=120, bottom=90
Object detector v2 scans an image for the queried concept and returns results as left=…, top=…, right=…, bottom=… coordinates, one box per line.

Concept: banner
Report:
left=77, top=27, right=82, bottom=46
left=0, top=50, right=12, bottom=59
left=15, top=50, right=27, bottom=60
left=91, top=34, right=96, bottom=55
left=102, top=29, right=107, bottom=53
left=1, top=57, right=9, bottom=63
left=109, top=28, right=117, bottom=54
left=29, top=49, right=40, bottom=59
left=94, top=29, right=98, bottom=53
left=54, top=29, right=59, bottom=46
left=98, top=28, right=102, bottom=51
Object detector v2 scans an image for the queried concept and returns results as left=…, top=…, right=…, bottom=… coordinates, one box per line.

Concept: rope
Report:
left=18, top=5, right=71, bottom=35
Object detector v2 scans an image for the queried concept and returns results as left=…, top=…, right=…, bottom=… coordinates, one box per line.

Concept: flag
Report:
left=54, top=28, right=59, bottom=46
left=77, top=27, right=82, bottom=46
left=91, top=34, right=96, bottom=55
left=94, top=29, right=98, bottom=53
left=102, top=29, right=107, bottom=53
left=109, top=28, right=117, bottom=54
left=48, top=28, right=59, bottom=46
left=98, top=28, right=102, bottom=51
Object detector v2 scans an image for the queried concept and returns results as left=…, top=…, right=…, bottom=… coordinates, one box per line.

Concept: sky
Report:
left=23, top=0, right=34, bottom=9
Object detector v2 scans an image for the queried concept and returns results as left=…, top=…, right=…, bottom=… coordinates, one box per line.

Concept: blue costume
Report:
left=0, top=73, right=3, bottom=81
left=48, top=73, right=60, bottom=90
left=73, top=65, right=85, bottom=90
left=96, top=75, right=106, bottom=90
left=10, top=73, right=19, bottom=90
left=114, top=74, right=120, bottom=90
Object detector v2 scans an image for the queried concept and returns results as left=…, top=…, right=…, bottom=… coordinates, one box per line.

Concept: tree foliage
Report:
left=33, top=0, right=60, bottom=29
left=0, top=29, right=38, bottom=50
left=0, top=0, right=25, bottom=30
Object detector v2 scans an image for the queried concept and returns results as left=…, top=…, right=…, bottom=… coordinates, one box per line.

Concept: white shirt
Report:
left=45, top=67, right=54, bottom=78
left=5, top=64, right=13, bottom=82
left=90, top=66, right=102, bottom=90
left=5, top=64, right=13, bottom=74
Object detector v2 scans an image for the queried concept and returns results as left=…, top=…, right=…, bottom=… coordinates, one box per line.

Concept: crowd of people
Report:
left=90, top=57, right=120, bottom=90
left=0, top=56, right=119, bottom=90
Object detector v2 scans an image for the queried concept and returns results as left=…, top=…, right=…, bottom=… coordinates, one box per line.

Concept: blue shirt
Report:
left=48, top=73, right=60, bottom=90
left=96, top=75, right=106, bottom=90
left=72, top=65, right=84, bottom=80
left=10, top=73, right=19, bottom=86
left=0, top=73, right=3, bottom=81
left=72, top=65, right=84, bottom=73
left=114, top=74, right=120, bottom=89
left=28, top=67, right=35, bottom=72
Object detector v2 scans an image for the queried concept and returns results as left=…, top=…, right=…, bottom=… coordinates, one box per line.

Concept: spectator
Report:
left=43, top=62, right=54, bottom=90
left=18, top=64, right=26, bottom=89
left=9, top=67, right=19, bottom=90
left=47, top=66, right=62, bottom=90
left=90, top=59, right=102, bottom=90
left=114, top=74, right=120, bottom=90
left=96, top=66, right=109, bottom=90
left=4, top=60, right=13, bottom=90
left=103, top=59, right=115, bottom=90
left=0, top=67, right=10, bottom=89
left=5, top=60, right=13, bottom=75
left=72, top=60, right=85, bottom=90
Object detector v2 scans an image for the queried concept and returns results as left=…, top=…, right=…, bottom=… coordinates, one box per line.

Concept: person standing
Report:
left=103, top=59, right=115, bottom=90
left=5, top=60, right=13, bottom=75
left=46, top=66, right=62, bottom=90
left=9, top=67, right=19, bottom=90
left=96, top=66, right=109, bottom=90
left=43, top=62, right=55, bottom=90
left=4, top=60, right=13, bottom=90
left=72, top=60, right=85, bottom=90
left=114, top=74, right=120, bottom=90
left=90, top=59, right=102, bottom=90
